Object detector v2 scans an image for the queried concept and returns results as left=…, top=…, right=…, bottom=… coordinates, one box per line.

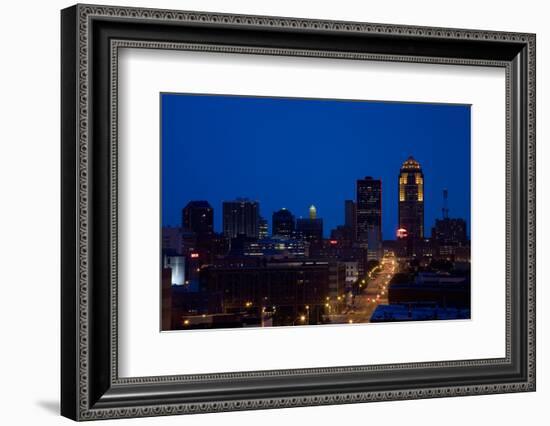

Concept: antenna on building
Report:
left=442, top=188, right=449, bottom=219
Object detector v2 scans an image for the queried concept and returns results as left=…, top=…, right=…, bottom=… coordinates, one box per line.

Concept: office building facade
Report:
left=181, top=200, right=213, bottom=237
left=398, top=156, right=424, bottom=240
left=272, top=208, right=295, bottom=238
left=356, top=176, right=382, bottom=259
left=222, top=198, right=260, bottom=239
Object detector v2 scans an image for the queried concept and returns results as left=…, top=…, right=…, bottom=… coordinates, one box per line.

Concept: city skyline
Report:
left=162, top=94, right=471, bottom=239
left=165, top=162, right=463, bottom=241
left=161, top=93, right=471, bottom=330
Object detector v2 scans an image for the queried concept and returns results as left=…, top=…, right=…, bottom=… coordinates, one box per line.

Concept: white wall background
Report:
left=0, top=0, right=546, bottom=424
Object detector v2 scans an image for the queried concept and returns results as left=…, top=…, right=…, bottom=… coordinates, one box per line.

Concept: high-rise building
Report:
left=431, top=189, right=468, bottom=258
left=181, top=201, right=213, bottom=237
left=356, top=176, right=382, bottom=259
left=398, top=156, right=424, bottom=240
left=296, top=206, right=324, bottom=254
left=344, top=200, right=356, bottom=241
left=222, top=198, right=260, bottom=239
left=296, top=218, right=323, bottom=243
left=272, top=208, right=295, bottom=238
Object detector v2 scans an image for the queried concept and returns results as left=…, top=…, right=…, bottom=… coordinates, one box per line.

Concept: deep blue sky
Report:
left=162, top=94, right=470, bottom=239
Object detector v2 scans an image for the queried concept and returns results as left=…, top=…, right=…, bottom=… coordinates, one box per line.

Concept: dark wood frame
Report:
left=61, top=4, right=536, bottom=421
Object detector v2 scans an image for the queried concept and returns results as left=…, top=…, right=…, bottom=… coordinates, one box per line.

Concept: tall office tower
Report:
left=272, top=208, right=295, bottom=238
left=296, top=206, right=324, bottom=254
left=181, top=201, right=213, bottom=237
left=398, top=156, right=424, bottom=240
left=356, top=176, right=382, bottom=259
left=344, top=200, right=356, bottom=241
left=222, top=198, right=260, bottom=239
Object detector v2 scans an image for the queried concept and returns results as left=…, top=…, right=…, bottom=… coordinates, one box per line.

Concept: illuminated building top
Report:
left=401, top=155, right=421, bottom=171
left=398, top=156, right=424, bottom=239
left=399, top=156, right=424, bottom=202
left=309, top=205, right=317, bottom=220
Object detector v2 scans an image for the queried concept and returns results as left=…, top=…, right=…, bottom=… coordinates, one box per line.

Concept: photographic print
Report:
left=61, top=7, right=536, bottom=418
left=161, top=94, right=471, bottom=331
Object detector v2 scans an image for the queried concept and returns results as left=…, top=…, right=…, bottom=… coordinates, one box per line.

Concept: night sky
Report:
left=161, top=93, right=471, bottom=239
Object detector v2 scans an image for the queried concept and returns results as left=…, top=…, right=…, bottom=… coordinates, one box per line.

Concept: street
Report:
left=346, top=252, right=397, bottom=324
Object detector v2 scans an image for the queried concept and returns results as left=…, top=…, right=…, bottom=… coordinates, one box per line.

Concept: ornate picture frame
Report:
left=61, top=4, right=535, bottom=421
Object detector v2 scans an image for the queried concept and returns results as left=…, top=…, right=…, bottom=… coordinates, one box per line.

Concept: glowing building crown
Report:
left=309, top=205, right=317, bottom=220
left=401, top=156, right=421, bottom=170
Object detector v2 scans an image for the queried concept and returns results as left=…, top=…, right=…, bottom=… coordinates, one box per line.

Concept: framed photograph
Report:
left=61, top=4, right=536, bottom=421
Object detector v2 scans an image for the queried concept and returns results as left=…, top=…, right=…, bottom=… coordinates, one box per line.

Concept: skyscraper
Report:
left=272, top=208, right=295, bottom=238
left=296, top=206, right=324, bottom=255
left=356, top=176, right=382, bottom=259
left=398, top=156, right=424, bottom=240
left=222, top=198, right=260, bottom=239
left=181, top=201, right=213, bottom=237
left=344, top=200, right=356, bottom=241
left=296, top=217, right=323, bottom=243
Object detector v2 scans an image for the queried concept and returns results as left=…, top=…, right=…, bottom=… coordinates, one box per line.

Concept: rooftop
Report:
left=401, top=155, right=422, bottom=170
left=184, top=200, right=212, bottom=209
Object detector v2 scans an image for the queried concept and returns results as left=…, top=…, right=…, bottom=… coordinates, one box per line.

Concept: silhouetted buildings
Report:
left=357, top=176, right=382, bottom=260
left=272, top=208, right=295, bottom=238
left=315, top=240, right=368, bottom=282
left=162, top=152, right=471, bottom=329
left=398, top=156, right=424, bottom=240
left=432, top=218, right=467, bottom=256
left=387, top=271, right=470, bottom=308
left=182, top=200, right=213, bottom=237
left=296, top=205, right=324, bottom=254
left=198, top=259, right=346, bottom=326
left=180, top=200, right=222, bottom=264
left=242, top=236, right=307, bottom=258
left=162, top=226, right=183, bottom=255
left=344, top=200, right=357, bottom=241
left=259, top=216, right=269, bottom=239
left=329, top=200, right=356, bottom=249
left=431, top=189, right=469, bottom=260
left=223, top=198, right=260, bottom=239
left=330, top=225, right=355, bottom=248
